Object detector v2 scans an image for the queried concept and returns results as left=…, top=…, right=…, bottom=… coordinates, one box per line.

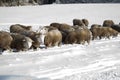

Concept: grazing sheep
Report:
left=90, top=24, right=102, bottom=40
left=60, top=28, right=74, bottom=44
left=105, top=27, right=119, bottom=38
left=76, top=28, right=91, bottom=44
left=65, top=28, right=91, bottom=45
left=10, top=25, right=41, bottom=50
left=10, top=33, right=33, bottom=52
left=50, top=23, right=75, bottom=44
left=90, top=25, right=118, bottom=40
left=44, top=29, right=62, bottom=47
left=65, top=31, right=78, bottom=44
left=39, top=27, right=62, bottom=48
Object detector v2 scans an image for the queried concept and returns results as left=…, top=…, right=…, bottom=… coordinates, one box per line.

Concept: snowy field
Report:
left=0, top=4, right=120, bottom=80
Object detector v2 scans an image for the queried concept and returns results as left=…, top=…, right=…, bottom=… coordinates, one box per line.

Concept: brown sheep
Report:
left=104, top=27, right=119, bottom=38
left=10, top=24, right=28, bottom=33
left=76, top=28, right=91, bottom=44
left=65, top=31, right=78, bottom=44
left=60, top=28, right=75, bottom=44
left=97, top=27, right=117, bottom=39
left=50, top=23, right=75, bottom=44
left=44, top=29, right=62, bottom=47
left=99, top=27, right=111, bottom=39
left=82, top=19, right=89, bottom=26
left=10, top=33, right=33, bottom=52
left=20, top=31, right=41, bottom=49
left=58, top=24, right=75, bottom=44
left=103, top=20, right=114, bottom=27
left=65, top=28, right=91, bottom=45
left=39, top=27, right=62, bottom=48
left=90, top=26, right=118, bottom=40
left=90, top=26, right=109, bottom=40
left=73, top=19, right=85, bottom=26
left=59, top=24, right=75, bottom=44
left=0, top=31, right=13, bottom=54
left=90, top=24, right=102, bottom=40
left=10, top=25, right=41, bottom=50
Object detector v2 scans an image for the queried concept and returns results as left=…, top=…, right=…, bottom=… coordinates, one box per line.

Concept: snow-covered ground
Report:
left=0, top=4, right=120, bottom=80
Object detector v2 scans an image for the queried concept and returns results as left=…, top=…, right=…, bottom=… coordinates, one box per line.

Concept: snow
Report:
left=0, top=4, right=120, bottom=80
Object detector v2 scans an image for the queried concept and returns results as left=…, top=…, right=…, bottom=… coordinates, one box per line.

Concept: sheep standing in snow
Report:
left=39, top=26, right=62, bottom=48
left=10, top=24, right=41, bottom=50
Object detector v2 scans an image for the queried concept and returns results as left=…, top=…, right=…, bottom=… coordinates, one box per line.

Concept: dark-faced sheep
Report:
left=10, top=33, right=33, bottom=52
left=10, top=25, right=41, bottom=49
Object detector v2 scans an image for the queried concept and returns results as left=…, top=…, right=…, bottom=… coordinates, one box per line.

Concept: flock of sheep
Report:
left=0, top=19, right=120, bottom=54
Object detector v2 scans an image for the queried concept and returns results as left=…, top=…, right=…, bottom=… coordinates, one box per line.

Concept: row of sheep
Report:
left=0, top=19, right=120, bottom=54
left=0, top=24, right=40, bottom=54
left=42, top=19, right=119, bottom=45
